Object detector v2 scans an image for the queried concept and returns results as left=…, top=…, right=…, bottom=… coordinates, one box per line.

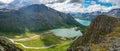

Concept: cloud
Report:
left=46, top=0, right=116, bottom=13
left=70, top=0, right=84, bottom=3
left=84, top=4, right=118, bottom=12
left=0, top=0, right=119, bottom=13
left=0, top=0, right=13, bottom=3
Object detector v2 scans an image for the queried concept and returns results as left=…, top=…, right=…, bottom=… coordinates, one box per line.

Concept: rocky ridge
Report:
left=67, top=15, right=120, bottom=51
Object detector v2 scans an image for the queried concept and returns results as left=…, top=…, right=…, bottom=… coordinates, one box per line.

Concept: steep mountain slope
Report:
left=18, top=4, right=81, bottom=32
left=0, top=36, right=23, bottom=51
left=67, top=15, right=120, bottom=51
left=0, top=4, right=82, bottom=33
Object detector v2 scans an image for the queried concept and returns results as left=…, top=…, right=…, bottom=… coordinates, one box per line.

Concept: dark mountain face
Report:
left=0, top=4, right=81, bottom=33
left=67, top=15, right=120, bottom=51
left=0, top=10, right=25, bottom=33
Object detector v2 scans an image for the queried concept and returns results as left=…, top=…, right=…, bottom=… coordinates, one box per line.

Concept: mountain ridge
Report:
left=67, top=15, right=120, bottom=51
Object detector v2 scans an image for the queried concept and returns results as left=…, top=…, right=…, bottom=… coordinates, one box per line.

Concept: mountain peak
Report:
left=21, top=4, right=49, bottom=10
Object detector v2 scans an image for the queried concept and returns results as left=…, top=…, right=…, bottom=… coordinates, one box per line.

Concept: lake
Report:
left=51, top=28, right=82, bottom=38
left=75, top=18, right=91, bottom=26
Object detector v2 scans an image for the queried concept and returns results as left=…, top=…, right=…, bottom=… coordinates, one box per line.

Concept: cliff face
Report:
left=68, top=15, right=120, bottom=51
left=0, top=37, right=23, bottom=51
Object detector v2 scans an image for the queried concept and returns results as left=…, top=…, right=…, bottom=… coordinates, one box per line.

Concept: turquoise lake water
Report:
left=75, top=18, right=91, bottom=26
left=51, top=28, right=82, bottom=38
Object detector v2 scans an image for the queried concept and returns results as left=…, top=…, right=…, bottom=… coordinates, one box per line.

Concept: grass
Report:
left=11, top=31, right=72, bottom=51
left=16, top=34, right=70, bottom=46
left=15, top=43, right=71, bottom=51
left=17, top=38, right=45, bottom=47
left=0, top=32, right=38, bottom=39
left=0, top=27, right=85, bottom=51
left=14, top=34, right=71, bottom=51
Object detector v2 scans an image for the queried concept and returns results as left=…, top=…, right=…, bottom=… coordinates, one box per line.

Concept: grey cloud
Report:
left=46, top=0, right=66, bottom=4
left=0, top=2, right=5, bottom=5
left=56, top=0, right=66, bottom=3
left=70, top=0, right=84, bottom=3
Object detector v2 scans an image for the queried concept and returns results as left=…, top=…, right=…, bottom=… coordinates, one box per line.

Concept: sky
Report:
left=46, top=0, right=120, bottom=13
left=0, top=0, right=118, bottom=7
left=0, top=0, right=119, bottom=13
left=84, top=0, right=113, bottom=8
left=0, top=0, right=13, bottom=3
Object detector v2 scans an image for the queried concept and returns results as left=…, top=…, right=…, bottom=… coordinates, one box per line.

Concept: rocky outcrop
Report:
left=0, top=37, right=23, bottom=51
left=67, top=15, right=120, bottom=51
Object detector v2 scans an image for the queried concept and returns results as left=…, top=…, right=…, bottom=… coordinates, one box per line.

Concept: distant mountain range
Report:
left=107, top=8, right=120, bottom=18
left=0, top=4, right=81, bottom=33
left=70, top=8, right=120, bottom=20
left=70, top=11, right=106, bottom=20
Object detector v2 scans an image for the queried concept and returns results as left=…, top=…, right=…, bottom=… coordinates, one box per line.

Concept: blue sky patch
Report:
left=83, top=0, right=113, bottom=8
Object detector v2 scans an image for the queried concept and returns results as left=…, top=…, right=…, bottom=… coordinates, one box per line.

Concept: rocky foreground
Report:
left=0, top=37, right=23, bottom=51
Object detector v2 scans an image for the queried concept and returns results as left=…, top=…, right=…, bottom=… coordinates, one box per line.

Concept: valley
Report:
left=2, top=27, right=83, bottom=51
left=0, top=0, right=120, bottom=51
left=0, top=3, right=86, bottom=51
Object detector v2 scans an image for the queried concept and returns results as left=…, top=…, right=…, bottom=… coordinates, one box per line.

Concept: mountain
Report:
left=0, top=4, right=82, bottom=33
left=107, top=8, right=120, bottom=18
left=67, top=15, right=120, bottom=51
left=7, top=0, right=41, bottom=9
left=0, top=36, right=23, bottom=51
left=71, top=8, right=120, bottom=20
left=70, top=11, right=106, bottom=20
